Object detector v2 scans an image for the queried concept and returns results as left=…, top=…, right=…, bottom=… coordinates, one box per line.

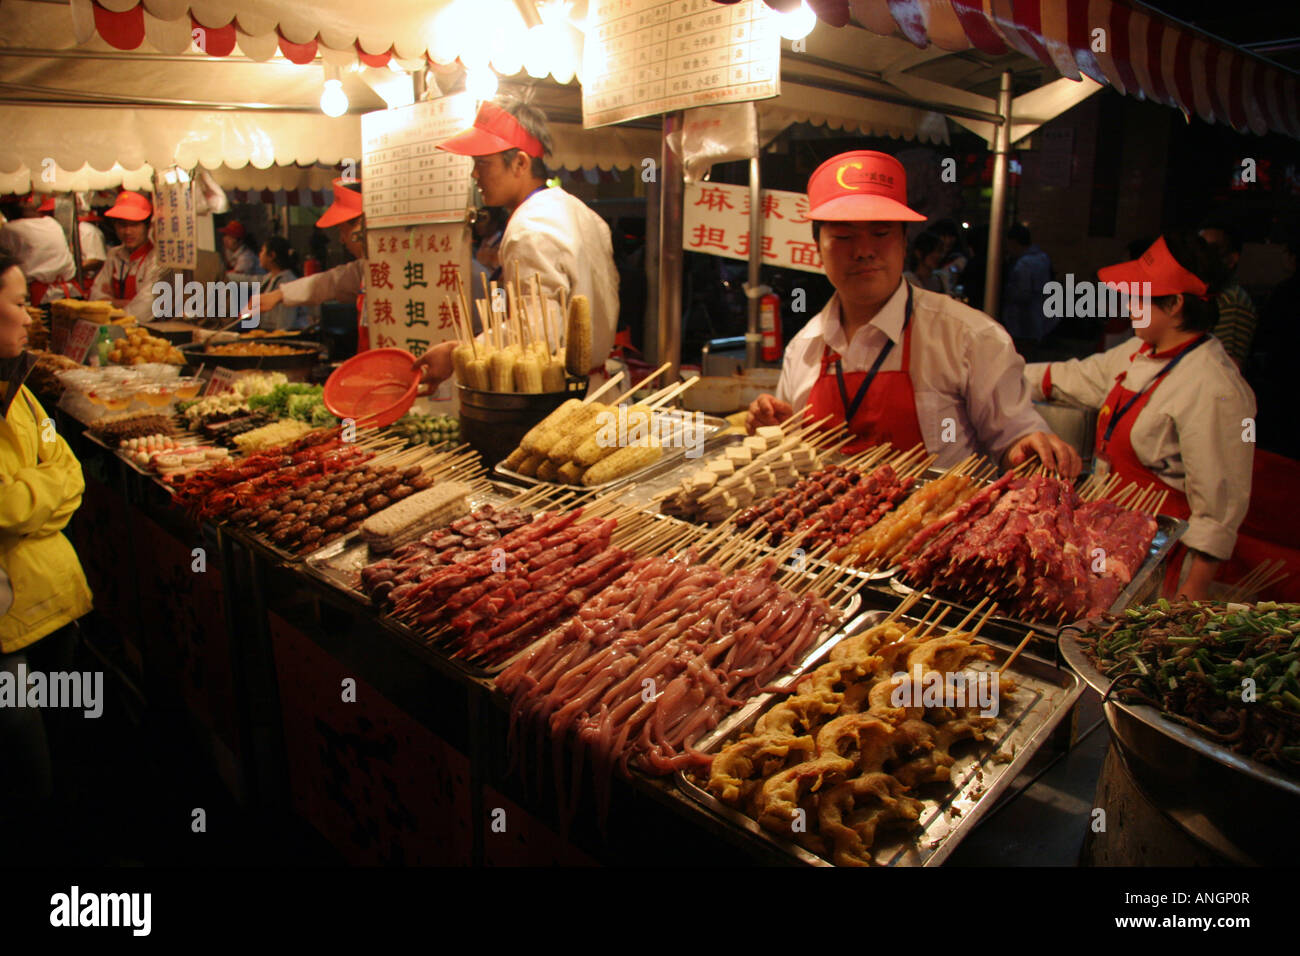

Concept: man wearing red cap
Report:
left=0, top=193, right=76, bottom=305
left=88, top=190, right=165, bottom=322
left=748, top=150, right=1078, bottom=476
left=218, top=220, right=262, bottom=277
left=1027, top=233, right=1256, bottom=600
left=429, top=96, right=619, bottom=384
left=253, top=179, right=367, bottom=346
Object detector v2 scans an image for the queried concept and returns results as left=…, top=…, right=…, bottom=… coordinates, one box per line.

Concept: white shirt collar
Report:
left=814, top=279, right=909, bottom=354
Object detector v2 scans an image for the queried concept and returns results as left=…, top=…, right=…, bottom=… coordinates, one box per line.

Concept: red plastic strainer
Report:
left=322, top=348, right=421, bottom=428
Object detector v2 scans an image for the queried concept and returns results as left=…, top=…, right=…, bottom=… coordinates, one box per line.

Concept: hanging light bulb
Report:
left=320, top=64, right=349, bottom=117
left=466, top=68, right=499, bottom=102
left=777, top=1, right=816, bottom=41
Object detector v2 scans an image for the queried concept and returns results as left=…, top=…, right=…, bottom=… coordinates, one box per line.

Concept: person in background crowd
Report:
left=1001, top=224, right=1055, bottom=342
left=746, top=150, right=1079, bottom=476
left=252, top=180, right=367, bottom=347
left=231, top=237, right=305, bottom=332
left=928, top=218, right=969, bottom=296
left=77, top=212, right=107, bottom=278
left=218, top=221, right=263, bottom=277
left=903, top=232, right=945, bottom=294
left=470, top=205, right=508, bottom=298
left=0, top=253, right=94, bottom=808
left=301, top=229, right=330, bottom=277
left=1251, top=232, right=1300, bottom=460
left=87, top=191, right=164, bottom=322
left=1198, top=219, right=1256, bottom=367
left=0, top=194, right=76, bottom=306
left=1026, top=233, right=1255, bottom=600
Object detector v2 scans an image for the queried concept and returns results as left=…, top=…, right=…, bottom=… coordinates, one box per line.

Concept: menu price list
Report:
left=361, top=95, right=477, bottom=229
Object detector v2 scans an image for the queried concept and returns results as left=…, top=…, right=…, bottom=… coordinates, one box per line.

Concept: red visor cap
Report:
left=1097, top=236, right=1209, bottom=298
left=219, top=220, right=246, bottom=238
left=806, top=151, right=926, bottom=222
left=104, top=190, right=152, bottom=221
left=317, top=178, right=363, bottom=228
left=436, top=102, right=545, bottom=159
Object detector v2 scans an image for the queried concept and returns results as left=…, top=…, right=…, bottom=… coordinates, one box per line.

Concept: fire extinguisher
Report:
left=760, top=293, right=782, bottom=361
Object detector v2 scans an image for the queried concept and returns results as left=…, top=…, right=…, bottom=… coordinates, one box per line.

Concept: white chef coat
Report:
left=1026, top=336, right=1255, bottom=560
left=279, top=259, right=365, bottom=308
left=78, top=222, right=107, bottom=265
left=0, top=217, right=74, bottom=284
left=88, top=242, right=166, bottom=322
left=500, top=187, right=619, bottom=374
left=776, top=280, right=1050, bottom=468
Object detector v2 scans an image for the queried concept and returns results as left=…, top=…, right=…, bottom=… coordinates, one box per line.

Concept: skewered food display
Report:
left=360, top=480, right=473, bottom=552
left=898, top=474, right=1159, bottom=624
left=247, top=382, right=335, bottom=427
left=231, top=419, right=315, bottom=453
left=88, top=412, right=175, bottom=446
left=701, top=601, right=1011, bottom=866
left=1077, top=601, right=1300, bottom=777
left=362, top=505, right=638, bottom=668
left=26, top=308, right=50, bottom=349
left=25, top=350, right=81, bottom=398
left=390, top=413, right=460, bottom=447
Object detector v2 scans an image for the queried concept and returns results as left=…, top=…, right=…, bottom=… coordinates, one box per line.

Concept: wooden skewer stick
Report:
left=952, top=596, right=991, bottom=632
left=998, top=627, right=1036, bottom=675
left=609, top=362, right=672, bottom=405
left=582, top=371, right=626, bottom=404
left=968, top=601, right=999, bottom=640
left=647, top=376, right=699, bottom=410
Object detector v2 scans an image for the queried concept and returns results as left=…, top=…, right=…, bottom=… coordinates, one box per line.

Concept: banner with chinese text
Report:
left=683, top=181, right=823, bottom=273
left=365, top=223, right=470, bottom=411
left=152, top=174, right=197, bottom=270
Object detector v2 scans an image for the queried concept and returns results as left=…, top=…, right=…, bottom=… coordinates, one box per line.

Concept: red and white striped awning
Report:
left=726, top=0, right=1300, bottom=139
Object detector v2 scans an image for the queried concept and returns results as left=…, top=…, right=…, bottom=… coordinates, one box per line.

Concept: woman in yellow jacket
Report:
left=0, top=254, right=93, bottom=804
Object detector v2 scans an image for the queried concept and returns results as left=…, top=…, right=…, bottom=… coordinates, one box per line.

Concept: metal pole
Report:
left=745, top=103, right=762, bottom=369
left=656, top=111, right=683, bottom=380
left=983, top=70, right=1013, bottom=317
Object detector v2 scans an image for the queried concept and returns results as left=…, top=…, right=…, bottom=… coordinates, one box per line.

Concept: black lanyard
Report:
left=1102, top=335, right=1208, bottom=445
left=834, top=284, right=912, bottom=423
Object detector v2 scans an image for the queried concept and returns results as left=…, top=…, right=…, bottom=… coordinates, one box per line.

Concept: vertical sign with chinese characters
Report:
left=583, top=0, right=780, bottom=128
left=361, top=95, right=478, bottom=228
left=152, top=173, right=197, bottom=270
left=365, top=223, right=470, bottom=412
left=682, top=181, right=823, bottom=273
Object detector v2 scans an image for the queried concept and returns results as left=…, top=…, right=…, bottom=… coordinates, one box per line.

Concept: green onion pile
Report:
left=1078, top=600, right=1300, bottom=775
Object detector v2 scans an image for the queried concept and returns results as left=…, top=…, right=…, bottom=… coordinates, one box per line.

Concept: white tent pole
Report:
left=655, top=111, right=684, bottom=383
left=745, top=102, right=762, bottom=370
left=983, top=71, right=1013, bottom=319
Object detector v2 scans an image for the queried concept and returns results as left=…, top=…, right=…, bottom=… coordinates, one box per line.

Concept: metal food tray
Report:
left=1059, top=627, right=1300, bottom=800
left=888, top=514, right=1187, bottom=640
left=492, top=409, right=732, bottom=493
left=676, top=607, right=1085, bottom=866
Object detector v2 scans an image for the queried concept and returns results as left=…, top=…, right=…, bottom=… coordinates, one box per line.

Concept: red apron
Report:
left=1094, top=335, right=1208, bottom=595
left=111, top=241, right=154, bottom=301
left=805, top=286, right=925, bottom=455
left=27, top=279, right=75, bottom=307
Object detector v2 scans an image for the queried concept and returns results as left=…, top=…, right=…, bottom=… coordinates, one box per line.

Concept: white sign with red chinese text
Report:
left=361, top=95, right=477, bottom=228
left=583, top=0, right=780, bottom=129
left=365, top=223, right=471, bottom=411
left=683, top=181, right=823, bottom=274
left=153, top=173, right=197, bottom=270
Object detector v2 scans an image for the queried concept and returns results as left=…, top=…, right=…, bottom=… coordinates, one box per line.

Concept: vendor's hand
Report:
left=1004, top=431, right=1082, bottom=479
left=253, top=289, right=284, bottom=315
left=746, top=394, right=793, bottom=434
left=414, top=340, right=458, bottom=394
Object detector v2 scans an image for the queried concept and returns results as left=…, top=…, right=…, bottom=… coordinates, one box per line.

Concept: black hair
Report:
left=262, top=236, right=298, bottom=273
left=495, top=97, right=553, bottom=181
left=1198, top=217, right=1242, bottom=255
left=1007, top=223, right=1031, bottom=245
left=0, top=253, right=19, bottom=278
left=908, top=232, right=942, bottom=271
left=1151, top=230, right=1227, bottom=333
left=930, top=218, right=960, bottom=239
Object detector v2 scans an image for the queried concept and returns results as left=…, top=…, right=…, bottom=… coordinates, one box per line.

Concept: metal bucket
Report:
left=457, top=380, right=586, bottom=466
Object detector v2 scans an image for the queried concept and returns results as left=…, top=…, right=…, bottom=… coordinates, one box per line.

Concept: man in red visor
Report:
left=88, top=190, right=165, bottom=322
left=420, top=97, right=620, bottom=389
left=748, top=150, right=1078, bottom=476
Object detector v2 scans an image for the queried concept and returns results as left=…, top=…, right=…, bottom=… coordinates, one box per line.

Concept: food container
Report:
left=458, top=379, right=588, bottom=466
left=679, top=369, right=782, bottom=415
left=676, top=607, right=1085, bottom=866
left=180, top=341, right=321, bottom=374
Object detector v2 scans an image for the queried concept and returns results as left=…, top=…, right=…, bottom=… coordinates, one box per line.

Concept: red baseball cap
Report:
left=317, top=178, right=363, bottom=228
left=437, top=102, right=546, bottom=159
left=35, top=194, right=55, bottom=213
left=1098, top=236, right=1209, bottom=298
left=104, top=190, right=153, bottom=221
left=219, top=220, right=246, bottom=238
left=806, top=150, right=925, bottom=222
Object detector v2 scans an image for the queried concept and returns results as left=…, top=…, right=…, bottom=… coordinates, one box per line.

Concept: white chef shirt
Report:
left=0, top=217, right=75, bottom=284
left=1026, top=336, right=1255, bottom=560
left=500, top=187, right=619, bottom=372
left=78, top=222, right=107, bottom=265
left=88, top=242, right=166, bottom=322
left=279, top=259, right=365, bottom=308
left=776, top=280, right=1049, bottom=468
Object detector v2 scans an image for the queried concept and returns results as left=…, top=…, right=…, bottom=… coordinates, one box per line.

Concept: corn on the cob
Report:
left=466, top=357, right=491, bottom=390
left=360, top=480, right=472, bottom=552
left=581, top=437, right=662, bottom=485
left=519, top=398, right=584, bottom=454
left=503, top=446, right=530, bottom=471
left=515, top=452, right=545, bottom=477
left=452, top=344, right=474, bottom=384
left=489, top=348, right=516, bottom=392
left=536, top=458, right=561, bottom=482
left=514, top=351, right=544, bottom=393
left=546, top=402, right=608, bottom=463
left=541, top=357, right=567, bottom=392
left=557, top=461, right=585, bottom=485
left=572, top=403, right=653, bottom=467
left=565, top=294, right=592, bottom=376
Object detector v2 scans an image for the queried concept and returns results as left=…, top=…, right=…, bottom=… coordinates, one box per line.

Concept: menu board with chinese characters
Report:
left=365, top=223, right=471, bottom=410
left=153, top=174, right=197, bottom=270
left=583, top=0, right=779, bottom=129
left=683, top=181, right=823, bottom=274
left=361, top=95, right=478, bottom=229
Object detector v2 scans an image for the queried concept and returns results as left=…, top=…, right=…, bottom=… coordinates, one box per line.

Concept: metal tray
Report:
left=676, top=607, right=1085, bottom=866
left=493, top=409, right=732, bottom=492
left=1059, top=627, right=1300, bottom=800
left=888, top=513, right=1187, bottom=640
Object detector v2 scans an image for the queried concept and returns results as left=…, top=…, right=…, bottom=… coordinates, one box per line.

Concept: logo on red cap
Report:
left=806, top=151, right=925, bottom=223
